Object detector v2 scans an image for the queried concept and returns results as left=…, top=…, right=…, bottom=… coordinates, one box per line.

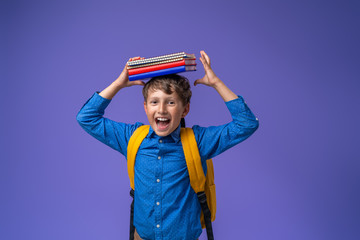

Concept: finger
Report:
left=199, top=56, right=207, bottom=66
left=201, top=51, right=211, bottom=66
left=130, top=80, right=145, bottom=86
left=204, top=54, right=211, bottom=66
left=129, top=56, right=141, bottom=61
left=199, top=56, right=211, bottom=71
left=199, top=56, right=204, bottom=65
left=200, top=54, right=209, bottom=67
left=199, top=57, right=206, bottom=69
left=122, top=64, right=129, bottom=73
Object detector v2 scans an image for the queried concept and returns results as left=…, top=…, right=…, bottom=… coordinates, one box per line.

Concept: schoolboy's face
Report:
left=144, top=89, right=189, bottom=137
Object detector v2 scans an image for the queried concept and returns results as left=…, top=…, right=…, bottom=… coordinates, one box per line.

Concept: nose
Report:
left=158, top=102, right=167, bottom=114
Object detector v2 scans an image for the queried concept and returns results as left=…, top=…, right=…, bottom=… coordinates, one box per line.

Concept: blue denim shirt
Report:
left=77, top=92, right=259, bottom=240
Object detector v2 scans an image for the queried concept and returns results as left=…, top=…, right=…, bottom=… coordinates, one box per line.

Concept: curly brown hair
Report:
left=142, top=74, right=192, bottom=106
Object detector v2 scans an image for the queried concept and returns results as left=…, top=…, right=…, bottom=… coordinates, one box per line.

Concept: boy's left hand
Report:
left=194, top=51, right=222, bottom=88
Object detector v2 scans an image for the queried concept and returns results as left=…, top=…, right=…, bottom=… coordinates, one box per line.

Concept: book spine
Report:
left=127, top=52, right=185, bottom=66
left=128, top=60, right=191, bottom=75
left=128, top=58, right=196, bottom=69
left=129, top=66, right=188, bottom=81
left=127, top=53, right=195, bottom=66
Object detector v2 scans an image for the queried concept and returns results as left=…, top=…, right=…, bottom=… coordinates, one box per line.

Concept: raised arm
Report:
left=76, top=58, right=144, bottom=155
left=193, top=51, right=259, bottom=160
left=100, top=57, right=145, bottom=100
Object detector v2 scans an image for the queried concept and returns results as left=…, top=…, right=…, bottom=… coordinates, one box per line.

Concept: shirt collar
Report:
left=147, top=124, right=181, bottom=143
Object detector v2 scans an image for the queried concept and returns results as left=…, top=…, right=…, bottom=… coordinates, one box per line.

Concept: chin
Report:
left=156, top=132, right=169, bottom=137
left=154, top=128, right=171, bottom=137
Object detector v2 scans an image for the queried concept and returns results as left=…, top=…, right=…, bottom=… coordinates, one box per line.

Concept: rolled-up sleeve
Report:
left=193, top=95, right=259, bottom=160
left=76, top=92, right=142, bottom=156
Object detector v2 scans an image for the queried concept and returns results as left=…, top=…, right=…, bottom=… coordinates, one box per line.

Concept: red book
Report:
left=128, top=59, right=196, bottom=76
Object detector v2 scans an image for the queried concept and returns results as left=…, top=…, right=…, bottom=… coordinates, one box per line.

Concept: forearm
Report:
left=99, top=80, right=124, bottom=100
left=213, top=80, right=238, bottom=102
left=99, top=63, right=145, bottom=100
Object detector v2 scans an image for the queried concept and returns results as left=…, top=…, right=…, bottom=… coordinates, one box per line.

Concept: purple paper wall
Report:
left=2, top=0, right=360, bottom=239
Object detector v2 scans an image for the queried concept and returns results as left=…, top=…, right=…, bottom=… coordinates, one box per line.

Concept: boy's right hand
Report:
left=114, top=57, right=145, bottom=88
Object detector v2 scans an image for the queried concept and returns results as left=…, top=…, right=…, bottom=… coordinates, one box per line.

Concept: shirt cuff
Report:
left=225, top=95, right=247, bottom=113
left=86, top=91, right=112, bottom=111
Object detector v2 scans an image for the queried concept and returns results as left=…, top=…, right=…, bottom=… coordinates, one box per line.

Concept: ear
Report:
left=144, top=101, right=147, bottom=114
left=182, top=103, right=190, bottom=118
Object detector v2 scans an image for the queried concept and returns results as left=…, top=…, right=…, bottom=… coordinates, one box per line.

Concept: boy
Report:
left=77, top=51, right=259, bottom=240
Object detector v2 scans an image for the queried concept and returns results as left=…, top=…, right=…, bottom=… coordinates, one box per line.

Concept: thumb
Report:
left=194, top=78, right=202, bottom=86
left=122, top=65, right=129, bottom=74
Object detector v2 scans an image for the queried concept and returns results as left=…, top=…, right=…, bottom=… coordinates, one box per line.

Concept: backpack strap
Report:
left=127, top=125, right=150, bottom=240
left=129, top=189, right=135, bottom=240
left=180, top=128, right=214, bottom=240
left=127, top=125, right=150, bottom=190
left=180, top=128, right=206, bottom=193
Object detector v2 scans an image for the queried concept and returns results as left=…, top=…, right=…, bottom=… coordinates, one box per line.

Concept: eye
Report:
left=150, top=100, right=157, bottom=105
left=168, top=101, right=175, bottom=105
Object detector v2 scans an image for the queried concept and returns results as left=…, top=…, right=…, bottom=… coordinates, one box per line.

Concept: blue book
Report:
left=129, top=65, right=196, bottom=81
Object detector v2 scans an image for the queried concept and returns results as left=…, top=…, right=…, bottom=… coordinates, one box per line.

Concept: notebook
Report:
left=127, top=52, right=196, bottom=67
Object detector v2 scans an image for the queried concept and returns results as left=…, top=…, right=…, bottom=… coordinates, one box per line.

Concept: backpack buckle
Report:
left=197, top=191, right=207, bottom=204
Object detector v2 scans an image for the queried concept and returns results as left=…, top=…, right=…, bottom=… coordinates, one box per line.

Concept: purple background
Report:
left=2, top=0, right=360, bottom=239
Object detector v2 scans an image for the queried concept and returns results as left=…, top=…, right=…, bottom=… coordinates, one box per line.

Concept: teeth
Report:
left=157, top=118, right=169, bottom=121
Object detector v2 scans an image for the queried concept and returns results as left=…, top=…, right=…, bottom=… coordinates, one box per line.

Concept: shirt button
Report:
left=158, top=156, right=161, bottom=160
left=256, top=118, right=259, bottom=121
left=159, top=139, right=163, bottom=143
left=157, top=179, right=160, bottom=183
left=156, top=202, right=160, bottom=205
left=157, top=224, right=160, bottom=228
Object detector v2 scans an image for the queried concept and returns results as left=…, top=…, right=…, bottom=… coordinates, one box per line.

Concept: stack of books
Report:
left=127, top=52, right=196, bottom=81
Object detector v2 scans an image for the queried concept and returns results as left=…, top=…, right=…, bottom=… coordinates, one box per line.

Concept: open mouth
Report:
left=155, top=117, right=171, bottom=131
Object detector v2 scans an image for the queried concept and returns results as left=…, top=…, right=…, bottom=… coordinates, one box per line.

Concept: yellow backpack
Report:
left=127, top=125, right=216, bottom=239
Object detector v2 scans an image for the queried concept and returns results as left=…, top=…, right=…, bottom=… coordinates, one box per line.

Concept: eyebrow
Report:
left=149, top=95, right=176, bottom=100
